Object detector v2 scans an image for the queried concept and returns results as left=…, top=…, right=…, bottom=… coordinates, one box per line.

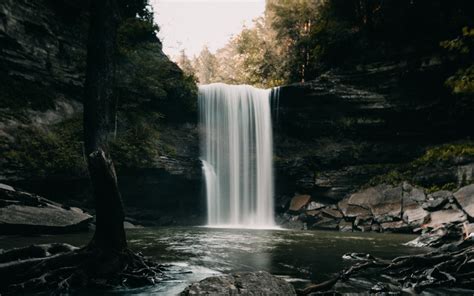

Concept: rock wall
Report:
left=274, top=62, right=473, bottom=208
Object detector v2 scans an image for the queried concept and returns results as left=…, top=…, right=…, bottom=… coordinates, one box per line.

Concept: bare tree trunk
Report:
left=84, top=0, right=127, bottom=252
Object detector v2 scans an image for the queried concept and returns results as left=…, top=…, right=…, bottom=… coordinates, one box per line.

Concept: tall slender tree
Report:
left=84, top=0, right=127, bottom=253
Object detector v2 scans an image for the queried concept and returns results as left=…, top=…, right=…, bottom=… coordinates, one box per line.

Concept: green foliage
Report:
left=1, top=117, right=87, bottom=177
left=0, top=73, right=56, bottom=111
left=202, top=0, right=474, bottom=86
left=109, top=115, right=160, bottom=168
left=117, top=5, right=197, bottom=121
left=441, top=27, right=474, bottom=94
left=367, top=142, right=474, bottom=189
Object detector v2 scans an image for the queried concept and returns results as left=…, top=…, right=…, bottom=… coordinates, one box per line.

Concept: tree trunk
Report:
left=83, top=0, right=127, bottom=252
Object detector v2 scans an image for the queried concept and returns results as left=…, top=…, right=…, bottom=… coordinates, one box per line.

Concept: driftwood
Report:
left=298, top=243, right=474, bottom=295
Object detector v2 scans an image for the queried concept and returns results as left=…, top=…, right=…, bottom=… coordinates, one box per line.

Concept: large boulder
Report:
left=0, top=184, right=92, bottom=234
left=347, top=185, right=402, bottom=222
left=424, top=209, right=467, bottom=229
left=181, top=271, right=296, bottom=295
left=453, top=184, right=474, bottom=219
left=288, top=195, right=311, bottom=212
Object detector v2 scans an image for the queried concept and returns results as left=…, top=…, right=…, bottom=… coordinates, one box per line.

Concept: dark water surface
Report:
left=0, top=227, right=426, bottom=295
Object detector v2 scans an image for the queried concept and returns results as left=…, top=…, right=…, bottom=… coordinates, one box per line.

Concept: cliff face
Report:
left=0, top=0, right=88, bottom=107
left=0, top=0, right=204, bottom=225
left=274, top=62, right=473, bottom=208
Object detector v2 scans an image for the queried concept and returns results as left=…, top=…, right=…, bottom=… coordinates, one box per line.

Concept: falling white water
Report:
left=199, top=83, right=275, bottom=228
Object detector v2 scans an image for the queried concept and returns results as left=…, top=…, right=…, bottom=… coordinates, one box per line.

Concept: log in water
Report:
left=199, top=83, right=275, bottom=228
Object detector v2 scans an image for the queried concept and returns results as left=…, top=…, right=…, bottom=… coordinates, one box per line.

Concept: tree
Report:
left=176, top=49, right=196, bottom=77
left=83, top=0, right=126, bottom=253
left=0, top=1, right=161, bottom=293
left=193, top=45, right=218, bottom=84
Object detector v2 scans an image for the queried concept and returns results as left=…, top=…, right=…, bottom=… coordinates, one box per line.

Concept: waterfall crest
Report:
left=199, top=83, right=275, bottom=228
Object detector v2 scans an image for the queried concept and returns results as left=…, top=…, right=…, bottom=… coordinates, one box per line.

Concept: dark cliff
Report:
left=274, top=61, right=473, bottom=209
left=0, top=0, right=203, bottom=225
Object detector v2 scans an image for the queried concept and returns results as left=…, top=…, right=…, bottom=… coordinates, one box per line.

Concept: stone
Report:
left=453, top=184, right=474, bottom=219
left=181, top=271, right=297, bottom=295
left=406, top=224, right=463, bottom=248
left=422, top=197, right=448, bottom=211
left=0, top=183, right=15, bottom=192
left=348, top=185, right=402, bottom=222
left=343, top=204, right=372, bottom=218
left=463, top=222, right=474, bottom=241
left=339, top=220, right=353, bottom=232
left=424, top=209, right=467, bottom=229
left=311, top=217, right=339, bottom=230
left=380, top=220, right=410, bottom=233
left=321, top=208, right=343, bottom=219
left=403, top=182, right=426, bottom=202
left=289, top=195, right=311, bottom=212
left=306, top=201, right=325, bottom=211
left=0, top=185, right=92, bottom=234
left=403, top=207, right=430, bottom=228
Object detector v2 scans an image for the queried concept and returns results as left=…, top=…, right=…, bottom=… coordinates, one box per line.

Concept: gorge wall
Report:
left=1, top=0, right=472, bottom=228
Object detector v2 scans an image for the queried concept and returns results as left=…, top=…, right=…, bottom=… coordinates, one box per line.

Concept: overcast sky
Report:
left=150, top=0, right=265, bottom=58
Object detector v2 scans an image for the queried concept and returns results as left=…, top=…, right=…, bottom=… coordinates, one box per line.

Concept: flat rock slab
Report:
left=454, top=184, right=474, bottom=219
left=289, top=195, right=311, bottom=212
left=424, top=209, right=467, bottom=229
left=0, top=184, right=92, bottom=234
left=181, top=271, right=296, bottom=295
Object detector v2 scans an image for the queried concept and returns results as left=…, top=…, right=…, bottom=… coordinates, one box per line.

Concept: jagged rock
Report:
left=289, top=195, right=311, bottom=212
left=403, top=207, right=430, bottom=228
left=0, top=185, right=92, bottom=234
left=181, top=271, right=296, bottom=295
left=453, top=184, right=474, bottom=219
left=424, top=209, right=467, bottom=229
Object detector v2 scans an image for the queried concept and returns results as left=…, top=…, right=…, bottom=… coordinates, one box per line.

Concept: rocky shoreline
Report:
left=280, top=183, right=474, bottom=246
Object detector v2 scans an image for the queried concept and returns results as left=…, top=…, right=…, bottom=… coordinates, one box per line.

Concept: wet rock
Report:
left=181, top=271, right=296, bottom=295
left=406, top=224, right=463, bottom=248
left=289, top=195, right=311, bottom=212
left=0, top=185, right=92, bottom=234
left=339, top=220, right=353, bottom=232
left=424, top=209, right=467, bottom=229
left=453, top=184, right=474, bottom=219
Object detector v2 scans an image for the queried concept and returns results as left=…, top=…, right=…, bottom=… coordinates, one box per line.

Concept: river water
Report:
left=0, top=227, right=426, bottom=295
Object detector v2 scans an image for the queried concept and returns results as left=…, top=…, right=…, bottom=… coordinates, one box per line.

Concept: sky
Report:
left=150, top=0, right=266, bottom=59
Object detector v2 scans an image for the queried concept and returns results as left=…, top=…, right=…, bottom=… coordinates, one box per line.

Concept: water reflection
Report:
left=0, top=227, right=424, bottom=295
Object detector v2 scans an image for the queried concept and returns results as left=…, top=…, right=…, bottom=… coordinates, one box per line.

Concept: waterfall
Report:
left=199, top=83, right=275, bottom=228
